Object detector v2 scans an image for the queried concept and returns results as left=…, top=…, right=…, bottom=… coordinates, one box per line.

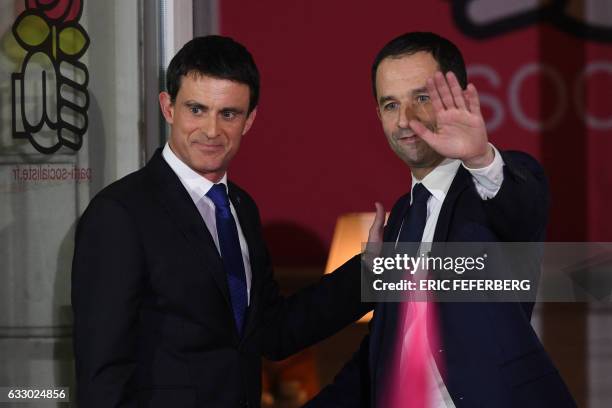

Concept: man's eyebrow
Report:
left=378, top=95, right=395, bottom=105
left=183, top=101, right=246, bottom=114
left=220, top=107, right=246, bottom=114
left=411, top=86, right=429, bottom=95
left=184, top=101, right=207, bottom=109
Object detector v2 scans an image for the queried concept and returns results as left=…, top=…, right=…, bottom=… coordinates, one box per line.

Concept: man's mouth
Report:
left=395, top=133, right=418, bottom=143
left=193, top=141, right=224, bottom=152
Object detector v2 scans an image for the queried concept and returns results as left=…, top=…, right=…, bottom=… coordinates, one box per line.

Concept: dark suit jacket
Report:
left=71, top=149, right=371, bottom=408
left=305, top=151, right=577, bottom=408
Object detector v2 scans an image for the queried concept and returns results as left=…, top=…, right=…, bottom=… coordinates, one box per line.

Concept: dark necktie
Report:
left=206, top=184, right=248, bottom=336
left=398, top=182, right=431, bottom=244
left=385, top=183, right=435, bottom=407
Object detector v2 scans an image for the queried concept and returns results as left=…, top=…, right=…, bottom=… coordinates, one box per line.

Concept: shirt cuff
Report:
left=462, top=143, right=505, bottom=199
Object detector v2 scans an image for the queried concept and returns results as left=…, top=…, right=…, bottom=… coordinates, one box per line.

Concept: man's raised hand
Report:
left=409, top=71, right=494, bottom=168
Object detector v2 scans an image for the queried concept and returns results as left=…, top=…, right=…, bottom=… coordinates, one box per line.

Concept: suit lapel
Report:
left=145, top=149, right=232, bottom=308
left=433, top=166, right=472, bottom=242
left=429, top=166, right=472, bottom=390
left=385, top=197, right=411, bottom=244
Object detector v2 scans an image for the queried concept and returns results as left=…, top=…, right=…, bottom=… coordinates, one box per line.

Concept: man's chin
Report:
left=188, top=160, right=226, bottom=179
left=397, top=152, right=426, bottom=166
left=400, top=154, right=443, bottom=168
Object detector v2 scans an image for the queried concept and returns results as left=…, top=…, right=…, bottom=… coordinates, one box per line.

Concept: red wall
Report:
left=220, top=1, right=612, bottom=264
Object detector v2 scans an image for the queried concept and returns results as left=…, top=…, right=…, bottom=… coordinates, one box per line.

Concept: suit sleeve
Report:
left=482, top=151, right=550, bottom=241
left=72, top=196, right=145, bottom=407
left=243, top=195, right=373, bottom=360
left=255, top=250, right=372, bottom=360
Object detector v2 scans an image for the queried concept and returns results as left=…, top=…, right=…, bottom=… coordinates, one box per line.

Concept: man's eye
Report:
left=383, top=102, right=398, bottom=111
left=189, top=106, right=202, bottom=115
left=415, top=94, right=430, bottom=104
left=221, top=111, right=237, bottom=120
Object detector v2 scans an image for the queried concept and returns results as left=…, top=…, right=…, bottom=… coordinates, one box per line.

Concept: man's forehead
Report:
left=179, top=72, right=244, bottom=88
left=379, top=52, right=438, bottom=78
left=176, top=73, right=250, bottom=102
left=376, top=52, right=439, bottom=97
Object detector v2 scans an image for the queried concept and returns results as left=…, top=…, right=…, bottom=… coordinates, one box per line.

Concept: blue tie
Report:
left=206, top=184, right=248, bottom=336
left=398, top=183, right=431, bottom=244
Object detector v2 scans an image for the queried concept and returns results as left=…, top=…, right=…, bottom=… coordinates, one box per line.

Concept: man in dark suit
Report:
left=71, top=36, right=379, bottom=407
left=305, top=32, right=576, bottom=407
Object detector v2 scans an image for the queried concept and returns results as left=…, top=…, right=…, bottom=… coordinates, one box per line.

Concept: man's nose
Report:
left=397, top=104, right=418, bottom=129
left=202, top=117, right=220, bottom=139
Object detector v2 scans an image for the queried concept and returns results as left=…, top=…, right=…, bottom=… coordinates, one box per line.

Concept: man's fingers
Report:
left=366, top=202, right=385, bottom=261
left=463, top=89, right=472, bottom=112
left=410, top=119, right=448, bottom=156
left=427, top=77, right=445, bottom=113
left=447, top=72, right=467, bottom=110
left=373, top=202, right=385, bottom=229
left=466, top=83, right=481, bottom=115
left=434, top=71, right=455, bottom=110
left=368, top=202, right=385, bottom=238
left=409, top=120, right=436, bottom=142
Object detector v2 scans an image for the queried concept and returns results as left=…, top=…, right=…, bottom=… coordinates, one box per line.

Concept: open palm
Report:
left=410, top=71, right=492, bottom=168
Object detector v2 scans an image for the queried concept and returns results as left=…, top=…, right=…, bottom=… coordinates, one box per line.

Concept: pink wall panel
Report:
left=220, top=1, right=612, bottom=263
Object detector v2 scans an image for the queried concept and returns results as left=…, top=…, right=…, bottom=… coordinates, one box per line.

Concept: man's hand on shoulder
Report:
left=363, top=202, right=385, bottom=270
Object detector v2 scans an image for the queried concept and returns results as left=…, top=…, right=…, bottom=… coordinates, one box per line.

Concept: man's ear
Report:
left=159, top=92, right=174, bottom=124
left=376, top=105, right=382, bottom=121
left=242, top=107, right=258, bottom=135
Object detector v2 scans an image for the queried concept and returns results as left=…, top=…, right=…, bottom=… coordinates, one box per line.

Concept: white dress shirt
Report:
left=162, top=143, right=252, bottom=304
left=398, top=144, right=505, bottom=407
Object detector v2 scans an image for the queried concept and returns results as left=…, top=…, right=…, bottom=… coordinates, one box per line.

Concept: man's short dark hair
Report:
left=166, top=35, right=260, bottom=113
left=371, top=32, right=467, bottom=99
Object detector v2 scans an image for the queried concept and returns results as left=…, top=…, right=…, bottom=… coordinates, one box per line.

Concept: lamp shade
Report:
left=324, top=211, right=389, bottom=322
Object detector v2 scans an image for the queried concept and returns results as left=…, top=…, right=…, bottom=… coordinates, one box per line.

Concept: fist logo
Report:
left=11, top=0, right=89, bottom=154
left=452, top=0, right=612, bottom=43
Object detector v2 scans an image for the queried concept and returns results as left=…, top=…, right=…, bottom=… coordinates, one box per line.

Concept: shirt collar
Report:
left=410, top=158, right=461, bottom=204
left=162, top=142, right=227, bottom=203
